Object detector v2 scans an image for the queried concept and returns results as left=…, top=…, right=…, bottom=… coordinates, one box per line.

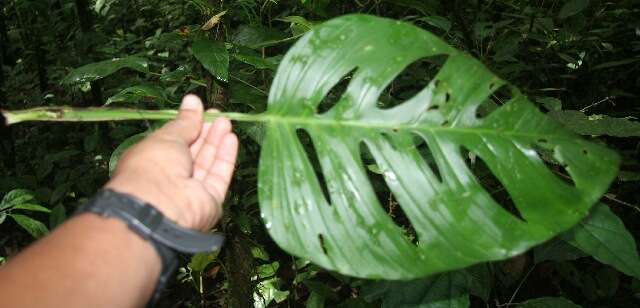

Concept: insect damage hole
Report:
left=532, top=139, right=577, bottom=187
left=360, top=142, right=419, bottom=245
left=465, top=149, right=526, bottom=222
left=318, top=234, right=329, bottom=255
left=296, top=129, right=332, bottom=204
left=317, top=68, right=356, bottom=114
left=378, top=55, right=449, bottom=109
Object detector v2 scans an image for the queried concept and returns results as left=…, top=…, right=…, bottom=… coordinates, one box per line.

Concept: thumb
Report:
left=159, top=94, right=204, bottom=143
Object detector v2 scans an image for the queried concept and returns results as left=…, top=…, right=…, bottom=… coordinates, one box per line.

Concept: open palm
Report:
left=107, top=95, right=239, bottom=231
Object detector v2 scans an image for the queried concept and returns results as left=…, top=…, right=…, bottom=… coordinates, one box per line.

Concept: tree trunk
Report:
left=223, top=222, right=254, bottom=308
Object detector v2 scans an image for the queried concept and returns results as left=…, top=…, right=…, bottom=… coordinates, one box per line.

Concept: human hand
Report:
left=106, top=95, right=238, bottom=231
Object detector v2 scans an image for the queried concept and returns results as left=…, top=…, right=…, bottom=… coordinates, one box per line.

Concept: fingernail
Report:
left=181, top=95, right=202, bottom=110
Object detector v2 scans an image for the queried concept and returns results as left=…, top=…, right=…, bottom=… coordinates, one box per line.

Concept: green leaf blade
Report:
left=12, top=203, right=51, bottom=213
left=106, top=85, right=169, bottom=106
left=362, top=271, right=471, bottom=308
left=62, top=56, right=149, bottom=85
left=548, top=110, right=640, bottom=137
left=10, top=214, right=49, bottom=239
left=192, top=38, right=229, bottom=82
left=258, top=14, right=619, bottom=279
left=562, top=204, right=640, bottom=279
left=1, top=189, right=36, bottom=210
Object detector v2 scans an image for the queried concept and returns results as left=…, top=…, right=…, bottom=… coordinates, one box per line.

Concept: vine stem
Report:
left=1, top=106, right=270, bottom=126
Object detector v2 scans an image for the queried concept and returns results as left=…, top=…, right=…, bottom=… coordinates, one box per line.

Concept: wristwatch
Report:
left=75, top=189, right=225, bottom=306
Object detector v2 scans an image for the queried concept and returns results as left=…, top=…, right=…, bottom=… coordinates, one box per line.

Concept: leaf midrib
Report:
left=5, top=107, right=572, bottom=140
left=257, top=113, right=571, bottom=140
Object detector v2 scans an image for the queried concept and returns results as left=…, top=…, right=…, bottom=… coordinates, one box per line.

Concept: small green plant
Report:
left=177, top=251, right=220, bottom=295
left=0, top=190, right=50, bottom=239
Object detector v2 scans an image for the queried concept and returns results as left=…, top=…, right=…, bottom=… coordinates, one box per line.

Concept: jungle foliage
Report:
left=1, top=0, right=639, bottom=307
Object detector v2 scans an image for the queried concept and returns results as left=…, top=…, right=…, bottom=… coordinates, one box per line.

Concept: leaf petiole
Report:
left=1, top=107, right=267, bottom=126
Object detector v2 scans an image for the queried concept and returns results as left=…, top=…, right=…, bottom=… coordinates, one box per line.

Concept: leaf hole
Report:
left=378, top=55, right=448, bottom=109
left=359, top=142, right=419, bottom=245
left=411, top=133, right=443, bottom=183
left=317, top=69, right=356, bottom=114
left=296, top=129, right=331, bottom=204
left=490, top=85, right=513, bottom=106
left=466, top=150, right=526, bottom=222
left=531, top=143, right=577, bottom=187
left=476, top=84, right=514, bottom=119
left=318, top=234, right=329, bottom=255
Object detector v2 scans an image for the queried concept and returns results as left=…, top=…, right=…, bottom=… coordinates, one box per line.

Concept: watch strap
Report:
left=77, top=189, right=225, bottom=253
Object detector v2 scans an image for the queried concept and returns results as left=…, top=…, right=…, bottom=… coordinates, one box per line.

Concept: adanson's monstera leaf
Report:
left=258, top=15, right=619, bottom=279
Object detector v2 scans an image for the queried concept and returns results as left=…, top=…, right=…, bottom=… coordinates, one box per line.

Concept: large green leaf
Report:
left=192, top=38, right=229, bottom=82
left=258, top=15, right=619, bottom=279
left=561, top=203, right=640, bottom=279
left=548, top=110, right=640, bottom=137
left=61, top=56, right=149, bottom=85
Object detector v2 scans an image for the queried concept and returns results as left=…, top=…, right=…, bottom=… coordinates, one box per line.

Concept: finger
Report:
left=204, top=133, right=238, bottom=203
left=158, top=94, right=203, bottom=143
left=190, top=109, right=219, bottom=157
left=193, top=117, right=231, bottom=181
left=189, top=122, right=212, bottom=158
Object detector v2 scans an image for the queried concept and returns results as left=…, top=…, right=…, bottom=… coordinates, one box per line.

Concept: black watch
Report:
left=75, top=189, right=225, bottom=307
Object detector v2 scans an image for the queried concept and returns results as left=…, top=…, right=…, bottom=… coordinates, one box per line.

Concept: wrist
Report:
left=105, top=175, right=191, bottom=228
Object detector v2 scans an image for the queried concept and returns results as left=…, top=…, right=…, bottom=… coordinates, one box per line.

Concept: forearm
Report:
left=0, top=213, right=161, bottom=308
left=0, top=95, right=237, bottom=307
